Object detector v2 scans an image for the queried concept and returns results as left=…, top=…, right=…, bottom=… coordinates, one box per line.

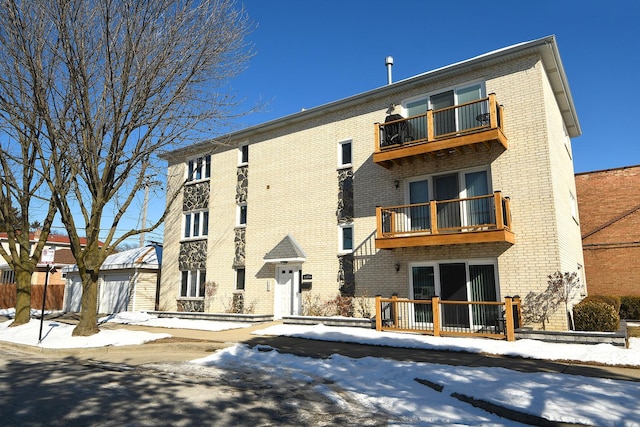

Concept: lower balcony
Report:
left=375, top=191, right=514, bottom=249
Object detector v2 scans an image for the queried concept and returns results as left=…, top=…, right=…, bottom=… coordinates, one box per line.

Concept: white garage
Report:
left=63, top=245, right=161, bottom=314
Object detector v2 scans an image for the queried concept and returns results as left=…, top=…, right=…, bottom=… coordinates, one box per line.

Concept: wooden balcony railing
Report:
left=373, top=94, right=507, bottom=168
left=375, top=295, right=522, bottom=341
left=375, top=191, right=514, bottom=249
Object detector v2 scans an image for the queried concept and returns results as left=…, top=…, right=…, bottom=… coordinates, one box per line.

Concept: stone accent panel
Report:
left=236, top=166, right=248, bottom=204
left=183, top=181, right=210, bottom=211
left=178, top=240, right=207, bottom=270
left=338, top=254, right=355, bottom=296
left=337, top=168, right=354, bottom=223
left=233, top=228, right=246, bottom=267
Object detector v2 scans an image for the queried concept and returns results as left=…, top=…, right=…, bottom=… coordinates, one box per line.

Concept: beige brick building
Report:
left=159, top=35, right=585, bottom=330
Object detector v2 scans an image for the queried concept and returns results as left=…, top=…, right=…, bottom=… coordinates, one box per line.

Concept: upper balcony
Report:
left=375, top=191, right=514, bottom=249
left=373, top=94, right=507, bottom=169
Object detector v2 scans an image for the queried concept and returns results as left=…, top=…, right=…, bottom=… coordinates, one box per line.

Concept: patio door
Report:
left=439, top=263, right=469, bottom=328
left=463, top=171, right=491, bottom=228
left=405, top=98, right=428, bottom=140
left=430, top=84, right=484, bottom=136
left=434, top=174, right=460, bottom=231
left=410, top=265, right=435, bottom=324
left=409, top=179, right=430, bottom=231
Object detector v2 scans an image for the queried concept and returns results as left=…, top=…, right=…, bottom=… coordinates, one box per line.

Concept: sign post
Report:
left=38, top=248, right=55, bottom=344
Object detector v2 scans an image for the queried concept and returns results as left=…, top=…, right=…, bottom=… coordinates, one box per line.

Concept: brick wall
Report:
left=576, top=165, right=640, bottom=296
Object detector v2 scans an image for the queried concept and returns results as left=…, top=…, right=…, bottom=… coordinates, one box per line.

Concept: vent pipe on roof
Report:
left=385, top=56, right=394, bottom=85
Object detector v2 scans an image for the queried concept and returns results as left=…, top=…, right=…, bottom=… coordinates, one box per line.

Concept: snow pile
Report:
left=0, top=319, right=170, bottom=348
left=254, top=323, right=640, bottom=367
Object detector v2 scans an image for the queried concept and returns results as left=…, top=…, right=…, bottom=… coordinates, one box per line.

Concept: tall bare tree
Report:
left=0, top=0, right=252, bottom=335
left=0, top=6, right=60, bottom=326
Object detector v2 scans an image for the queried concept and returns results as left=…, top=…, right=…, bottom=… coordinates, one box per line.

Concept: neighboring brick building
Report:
left=159, top=35, right=585, bottom=330
left=575, top=165, right=640, bottom=296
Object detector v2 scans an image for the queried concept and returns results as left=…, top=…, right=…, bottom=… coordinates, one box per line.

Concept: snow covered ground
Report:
left=1, top=309, right=640, bottom=426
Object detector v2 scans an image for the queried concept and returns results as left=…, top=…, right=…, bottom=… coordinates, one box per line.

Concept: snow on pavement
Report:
left=2, top=309, right=640, bottom=426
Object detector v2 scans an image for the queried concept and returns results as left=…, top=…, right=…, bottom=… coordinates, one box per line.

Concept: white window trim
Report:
left=337, top=139, right=353, bottom=169
left=570, top=191, right=579, bottom=224
left=238, top=144, right=249, bottom=166
left=408, top=258, right=500, bottom=301
left=182, top=210, right=209, bottom=240
left=401, top=80, right=487, bottom=114
left=338, top=222, right=354, bottom=253
left=179, top=269, right=206, bottom=298
left=185, top=154, right=211, bottom=183
left=405, top=165, right=492, bottom=203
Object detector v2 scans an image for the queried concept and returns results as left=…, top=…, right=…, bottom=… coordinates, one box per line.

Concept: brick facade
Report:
left=159, top=37, right=585, bottom=330
left=576, top=165, right=640, bottom=296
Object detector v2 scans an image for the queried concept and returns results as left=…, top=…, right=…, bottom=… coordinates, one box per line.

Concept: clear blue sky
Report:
left=231, top=0, right=639, bottom=173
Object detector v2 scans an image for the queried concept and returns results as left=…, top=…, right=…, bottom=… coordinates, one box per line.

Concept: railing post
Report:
left=374, top=123, right=381, bottom=152
left=430, top=201, right=438, bottom=234
left=375, top=295, right=382, bottom=331
left=432, top=296, right=441, bottom=337
left=392, top=295, right=399, bottom=328
left=504, top=296, right=515, bottom=341
left=376, top=206, right=383, bottom=238
left=513, top=295, right=522, bottom=329
left=427, top=110, right=434, bottom=142
left=488, top=93, right=498, bottom=129
left=494, top=191, right=505, bottom=230
left=504, top=197, right=512, bottom=230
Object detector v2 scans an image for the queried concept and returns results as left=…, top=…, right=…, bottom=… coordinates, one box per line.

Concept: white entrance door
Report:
left=273, top=265, right=300, bottom=320
left=98, top=273, right=131, bottom=314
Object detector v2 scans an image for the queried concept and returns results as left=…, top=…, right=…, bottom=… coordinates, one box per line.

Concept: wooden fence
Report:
left=0, top=284, right=65, bottom=310
left=375, top=295, right=522, bottom=341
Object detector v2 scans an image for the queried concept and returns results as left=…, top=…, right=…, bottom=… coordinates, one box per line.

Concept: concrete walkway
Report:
left=12, top=318, right=640, bottom=383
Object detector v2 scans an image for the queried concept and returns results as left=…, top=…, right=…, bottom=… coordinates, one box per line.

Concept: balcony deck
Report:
left=375, top=192, right=514, bottom=249
left=374, top=94, right=507, bottom=169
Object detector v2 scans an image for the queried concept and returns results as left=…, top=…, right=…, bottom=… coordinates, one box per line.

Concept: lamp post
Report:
left=38, top=247, right=55, bottom=344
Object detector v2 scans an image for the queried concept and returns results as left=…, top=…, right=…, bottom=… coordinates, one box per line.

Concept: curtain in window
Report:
left=412, top=266, right=435, bottom=323
left=456, top=84, right=483, bottom=132
left=469, top=264, right=498, bottom=328
left=464, top=171, right=491, bottom=227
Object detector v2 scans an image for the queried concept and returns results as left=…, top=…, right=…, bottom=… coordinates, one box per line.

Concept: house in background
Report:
left=0, top=232, right=84, bottom=310
left=63, top=244, right=162, bottom=314
left=575, top=165, right=640, bottom=296
left=159, top=35, right=585, bottom=331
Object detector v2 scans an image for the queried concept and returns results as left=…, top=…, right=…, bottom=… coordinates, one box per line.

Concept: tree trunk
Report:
left=72, top=271, right=100, bottom=336
left=11, top=269, right=33, bottom=327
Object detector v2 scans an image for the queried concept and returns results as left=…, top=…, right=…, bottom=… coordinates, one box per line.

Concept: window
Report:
left=186, top=155, right=211, bottom=182
left=403, top=82, right=485, bottom=138
left=239, top=145, right=249, bottom=165
left=338, top=140, right=352, bottom=167
left=339, top=223, right=354, bottom=252
left=236, top=268, right=246, bottom=290
left=180, top=270, right=206, bottom=298
left=237, top=203, right=247, bottom=226
left=570, top=191, right=579, bottom=223
left=183, top=211, right=209, bottom=238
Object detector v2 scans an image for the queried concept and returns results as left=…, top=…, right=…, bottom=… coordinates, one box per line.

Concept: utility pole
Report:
left=140, top=177, right=161, bottom=247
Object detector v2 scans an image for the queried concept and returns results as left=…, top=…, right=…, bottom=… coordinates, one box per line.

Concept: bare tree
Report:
left=0, top=7, right=60, bottom=326
left=0, top=0, right=252, bottom=335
